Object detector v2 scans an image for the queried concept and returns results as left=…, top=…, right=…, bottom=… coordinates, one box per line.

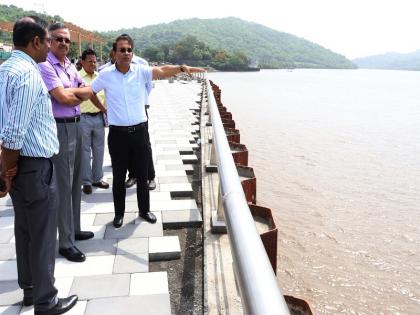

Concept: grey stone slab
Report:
left=93, top=213, right=137, bottom=226
left=150, top=200, right=197, bottom=212
left=69, top=274, right=130, bottom=300
left=0, top=207, right=14, bottom=217
left=0, top=229, right=14, bottom=244
left=155, top=140, right=177, bottom=144
left=84, top=294, right=171, bottom=315
left=149, top=236, right=181, bottom=261
left=0, top=197, right=13, bottom=206
left=157, top=176, right=189, bottom=184
left=0, top=306, right=21, bottom=315
left=181, top=154, right=198, bottom=164
left=116, top=238, right=148, bottom=255
left=104, top=223, right=163, bottom=239
left=165, top=164, right=194, bottom=174
left=113, top=253, right=148, bottom=274
left=130, top=272, right=168, bottom=295
left=156, top=154, right=181, bottom=160
left=0, top=280, right=22, bottom=306
left=162, top=209, right=203, bottom=228
left=0, top=244, right=15, bottom=260
left=74, top=239, right=117, bottom=256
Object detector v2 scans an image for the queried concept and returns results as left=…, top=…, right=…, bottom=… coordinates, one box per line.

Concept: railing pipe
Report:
left=206, top=78, right=290, bottom=315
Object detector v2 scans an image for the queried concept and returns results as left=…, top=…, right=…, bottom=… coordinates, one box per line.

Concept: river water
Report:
left=207, top=69, right=420, bottom=315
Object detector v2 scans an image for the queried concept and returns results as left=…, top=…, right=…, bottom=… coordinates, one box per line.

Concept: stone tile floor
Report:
left=0, top=80, right=203, bottom=315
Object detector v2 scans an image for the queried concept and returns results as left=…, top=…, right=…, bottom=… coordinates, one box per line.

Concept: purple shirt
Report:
left=39, top=52, right=84, bottom=118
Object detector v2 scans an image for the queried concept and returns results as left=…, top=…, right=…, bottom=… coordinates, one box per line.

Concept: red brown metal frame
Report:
left=0, top=21, right=104, bottom=59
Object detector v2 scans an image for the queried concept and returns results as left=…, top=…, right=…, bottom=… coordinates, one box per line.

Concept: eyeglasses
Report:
left=119, top=48, right=132, bottom=53
left=52, top=36, right=71, bottom=44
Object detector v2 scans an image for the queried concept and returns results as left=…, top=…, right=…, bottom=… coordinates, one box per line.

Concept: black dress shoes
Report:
left=75, top=231, right=94, bottom=241
left=113, top=215, right=124, bottom=228
left=59, top=246, right=86, bottom=262
left=92, top=180, right=109, bottom=189
left=34, top=295, right=78, bottom=315
left=82, top=185, right=92, bottom=194
left=125, top=177, right=136, bottom=188
left=139, top=211, right=157, bottom=224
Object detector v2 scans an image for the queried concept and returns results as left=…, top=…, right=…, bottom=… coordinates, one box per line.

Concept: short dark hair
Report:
left=13, top=16, right=48, bottom=47
left=81, top=48, right=96, bottom=60
left=113, top=34, right=134, bottom=51
left=48, top=22, right=67, bottom=32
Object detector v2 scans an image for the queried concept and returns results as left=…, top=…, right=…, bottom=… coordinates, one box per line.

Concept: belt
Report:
left=82, top=112, right=101, bottom=117
left=55, top=116, right=80, bottom=123
left=109, top=122, right=146, bottom=133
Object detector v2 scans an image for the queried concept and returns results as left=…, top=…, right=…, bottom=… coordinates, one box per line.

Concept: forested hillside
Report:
left=1, top=5, right=355, bottom=69
left=103, top=17, right=355, bottom=69
left=353, top=50, right=420, bottom=70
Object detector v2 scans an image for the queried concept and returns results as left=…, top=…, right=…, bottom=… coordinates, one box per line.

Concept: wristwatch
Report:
left=179, top=65, right=186, bottom=72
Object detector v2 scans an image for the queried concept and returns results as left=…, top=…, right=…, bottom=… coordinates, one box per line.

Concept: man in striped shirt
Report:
left=0, top=16, right=77, bottom=315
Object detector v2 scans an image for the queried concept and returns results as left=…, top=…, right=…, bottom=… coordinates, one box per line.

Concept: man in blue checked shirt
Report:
left=0, top=17, right=78, bottom=315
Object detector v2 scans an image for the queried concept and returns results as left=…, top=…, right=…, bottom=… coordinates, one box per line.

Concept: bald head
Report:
left=13, top=15, right=48, bottom=48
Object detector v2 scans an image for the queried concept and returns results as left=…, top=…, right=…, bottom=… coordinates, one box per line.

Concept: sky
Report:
left=1, top=0, right=420, bottom=59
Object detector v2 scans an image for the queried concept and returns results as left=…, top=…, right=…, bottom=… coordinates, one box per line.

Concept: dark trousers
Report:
left=10, top=157, right=58, bottom=312
left=128, top=111, right=155, bottom=181
left=108, top=125, right=150, bottom=216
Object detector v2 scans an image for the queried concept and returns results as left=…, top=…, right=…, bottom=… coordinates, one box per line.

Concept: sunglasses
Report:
left=119, top=48, right=133, bottom=53
left=52, top=36, right=71, bottom=44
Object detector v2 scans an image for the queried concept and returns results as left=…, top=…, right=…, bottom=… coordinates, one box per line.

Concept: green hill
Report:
left=0, top=5, right=354, bottom=69
left=102, top=17, right=355, bottom=69
left=353, top=50, right=420, bottom=70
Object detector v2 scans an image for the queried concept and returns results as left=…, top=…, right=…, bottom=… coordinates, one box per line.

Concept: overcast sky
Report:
left=1, top=0, right=419, bottom=59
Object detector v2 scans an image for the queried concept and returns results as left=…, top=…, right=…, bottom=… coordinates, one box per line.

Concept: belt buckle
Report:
left=127, top=126, right=136, bottom=133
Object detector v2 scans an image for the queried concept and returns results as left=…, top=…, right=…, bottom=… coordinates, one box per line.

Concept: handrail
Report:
left=205, top=78, right=290, bottom=315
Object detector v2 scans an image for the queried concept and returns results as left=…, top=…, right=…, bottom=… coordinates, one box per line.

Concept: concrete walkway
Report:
left=0, top=79, right=203, bottom=315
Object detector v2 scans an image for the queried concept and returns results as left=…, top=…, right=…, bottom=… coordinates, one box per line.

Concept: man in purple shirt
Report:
left=39, top=22, right=104, bottom=263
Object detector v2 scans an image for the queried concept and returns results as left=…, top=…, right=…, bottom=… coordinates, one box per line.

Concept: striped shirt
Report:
left=0, top=50, right=59, bottom=158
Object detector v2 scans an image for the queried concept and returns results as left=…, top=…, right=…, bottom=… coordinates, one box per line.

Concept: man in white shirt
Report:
left=90, top=34, right=204, bottom=228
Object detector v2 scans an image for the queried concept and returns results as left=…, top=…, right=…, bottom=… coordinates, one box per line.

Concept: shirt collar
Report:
left=47, top=51, right=70, bottom=67
left=79, top=68, right=97, bottom=78
left=12, top=50, right=38, bottom=69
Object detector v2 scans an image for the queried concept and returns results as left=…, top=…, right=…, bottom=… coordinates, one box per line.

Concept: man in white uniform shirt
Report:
left=90, top=34, right=205, bottom=227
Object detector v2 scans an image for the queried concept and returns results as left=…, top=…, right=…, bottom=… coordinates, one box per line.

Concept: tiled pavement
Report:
left=0, top=79, right=203, bottom=315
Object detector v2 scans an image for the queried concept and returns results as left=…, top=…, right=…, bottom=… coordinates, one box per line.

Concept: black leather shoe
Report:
left=59, top=246, right=86, bottom=262
left=82, top=185, right=92, bottom=194
left=113, top=215, right=123, bottom=228
left=139, top=212, right=157, bottom=224
left=75, top=231, right=94, bottom=241
left=92, top=180, right=109, bottom=189
left=34, top=295, right=78, bottom=315
left=125, top=177, right=136, bottom=188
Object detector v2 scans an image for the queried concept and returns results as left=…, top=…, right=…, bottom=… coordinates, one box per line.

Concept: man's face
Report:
left=49, top=28, right=71, bottom=59
left=37, top=30, right=51, bottom=63
left=115, top=39, right=133, bottom=68
left=81, top=54, right=97, bottom=74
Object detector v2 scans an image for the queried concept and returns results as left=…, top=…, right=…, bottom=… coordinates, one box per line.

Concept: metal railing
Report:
left=205, top=78, right=290, bottom=315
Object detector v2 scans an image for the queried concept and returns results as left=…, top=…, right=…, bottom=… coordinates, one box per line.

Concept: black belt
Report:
left=55, top=116, right=80, bottom=123
left=82, top=112, right=101, bottom=117
left=109, top=122, right=146, bottom=133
